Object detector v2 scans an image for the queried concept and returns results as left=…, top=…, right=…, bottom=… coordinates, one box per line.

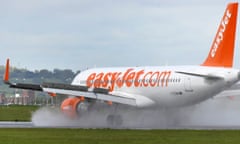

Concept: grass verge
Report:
left=0, top=105, right=39, bottom=121
left=0, top=129, right=240, bottom=144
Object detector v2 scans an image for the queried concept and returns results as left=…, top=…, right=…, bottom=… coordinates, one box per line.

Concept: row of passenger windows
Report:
left=79, top=78, right=181, bottom=84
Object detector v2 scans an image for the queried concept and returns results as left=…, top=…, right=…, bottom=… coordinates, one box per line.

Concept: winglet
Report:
left=3, top=58, right=10, bottom=83
left=202, top=2, right=238, bottom=68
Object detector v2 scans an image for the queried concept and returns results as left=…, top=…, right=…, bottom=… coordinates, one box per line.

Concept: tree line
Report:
left=0, top=66, right=80, bottom=94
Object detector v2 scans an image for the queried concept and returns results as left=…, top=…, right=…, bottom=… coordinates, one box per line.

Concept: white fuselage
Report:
left=71, top=66, right=240, bottom=108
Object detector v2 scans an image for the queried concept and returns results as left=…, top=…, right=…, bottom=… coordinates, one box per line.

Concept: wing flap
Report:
left=215, top=82, right=240, bottom=98
left=9, top=83, right=43, bottom=91
left=42, top=82, right=88, bottom=92
left=42, top=87, right=137, bottom=106
left=216, top=89, right=240, bottom=97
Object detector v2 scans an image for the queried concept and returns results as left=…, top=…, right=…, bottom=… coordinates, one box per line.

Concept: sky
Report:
left=0, top=0, right=239, bottom=71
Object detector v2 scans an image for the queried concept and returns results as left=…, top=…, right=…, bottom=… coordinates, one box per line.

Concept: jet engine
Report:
left=61, top=97, right=88, bottom=118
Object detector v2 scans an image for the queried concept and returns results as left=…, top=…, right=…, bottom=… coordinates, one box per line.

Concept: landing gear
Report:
left=106, top=114, right=123, bottom=127
left=76, top=100, right=90, bottom=116
left=106, top=103, right=123, bottom=127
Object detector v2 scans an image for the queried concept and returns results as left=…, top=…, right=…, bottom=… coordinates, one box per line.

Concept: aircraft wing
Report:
left=42, top=83, right=154, bottom=107
left=5, top=80, right=155, bottom=107
left=215, top=82, right=240, bottom=98
left=42, top=83, right=137, bottom=106
left=4, top=80, right=136, bottom=107
left=175, top=71, right=224, bottom=80
left=3, top=59, right=155, bottom=107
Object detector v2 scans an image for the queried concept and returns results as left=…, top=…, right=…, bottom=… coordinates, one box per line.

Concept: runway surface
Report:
left=2, top=121, right=240, bottom=129
left=0, top=122, right=34, bottom=128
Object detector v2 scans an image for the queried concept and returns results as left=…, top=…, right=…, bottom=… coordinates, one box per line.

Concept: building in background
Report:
left=0, top=93, right=6, bottom=104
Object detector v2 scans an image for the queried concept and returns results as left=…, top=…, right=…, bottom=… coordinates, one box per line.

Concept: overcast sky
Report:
left=0, top=0, right=239, bottom=71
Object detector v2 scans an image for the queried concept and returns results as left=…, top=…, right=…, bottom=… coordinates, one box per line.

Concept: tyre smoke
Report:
left=32, top=98, right=240, bottom=129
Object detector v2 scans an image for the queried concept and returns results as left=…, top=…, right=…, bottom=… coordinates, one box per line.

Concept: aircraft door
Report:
left=184, top=77, right=193, bottom=92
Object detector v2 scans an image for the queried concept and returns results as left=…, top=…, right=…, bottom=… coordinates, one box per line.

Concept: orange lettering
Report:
left=86, top=69, right=172, bottom=90
left=109, top=72, right=122, bottom=92
left=149, top=72, right=160, bottom=87
left=125, top=72, right=136, bottom=87
left=94, top=73, right=104, bottom=88
left=158, top=71, right=171, bottom=87
left=134, top=70, right=144, bottom=87
left=102, top=72, right=112, bottom=87
left=86, top=73, right=96, bottom=87
left=116, top=68, right=133, bottom=88
left=142, top=72, right=152, bottom=87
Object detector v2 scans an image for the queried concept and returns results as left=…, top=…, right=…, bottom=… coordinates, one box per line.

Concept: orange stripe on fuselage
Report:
left=86, top=68, right=171, bottom=91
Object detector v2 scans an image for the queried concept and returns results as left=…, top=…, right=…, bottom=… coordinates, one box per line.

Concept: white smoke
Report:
left=32, top=97, right=240, bottom=129
left=182, top=98, right=240, bottom=126
left=31, top=107, right=108, bottom=128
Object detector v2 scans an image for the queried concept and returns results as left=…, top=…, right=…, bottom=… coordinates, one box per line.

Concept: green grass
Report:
left=0, top=105, right=39, bottom=121
left=0, top=129, right=240, bottom=144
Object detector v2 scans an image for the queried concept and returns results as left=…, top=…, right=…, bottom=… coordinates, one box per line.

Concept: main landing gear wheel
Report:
left=106, top=114, right=123, bottom=127
left=76, top=101, right=90, bottom=115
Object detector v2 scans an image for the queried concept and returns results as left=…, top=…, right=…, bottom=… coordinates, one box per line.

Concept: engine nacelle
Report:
left=61, top=97, right=82, bottom=118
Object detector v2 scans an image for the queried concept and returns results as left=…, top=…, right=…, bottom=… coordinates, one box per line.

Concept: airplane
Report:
left=3, top=2, right=240, bottom=126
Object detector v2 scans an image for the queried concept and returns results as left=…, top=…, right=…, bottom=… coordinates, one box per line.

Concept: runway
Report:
left=0, top=121, right=34, bottom=128
left=2, top=121, right=240, bottom=129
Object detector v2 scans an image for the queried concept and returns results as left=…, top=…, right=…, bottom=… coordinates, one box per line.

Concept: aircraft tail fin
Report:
left=201, top=2, right=238, bottom=68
